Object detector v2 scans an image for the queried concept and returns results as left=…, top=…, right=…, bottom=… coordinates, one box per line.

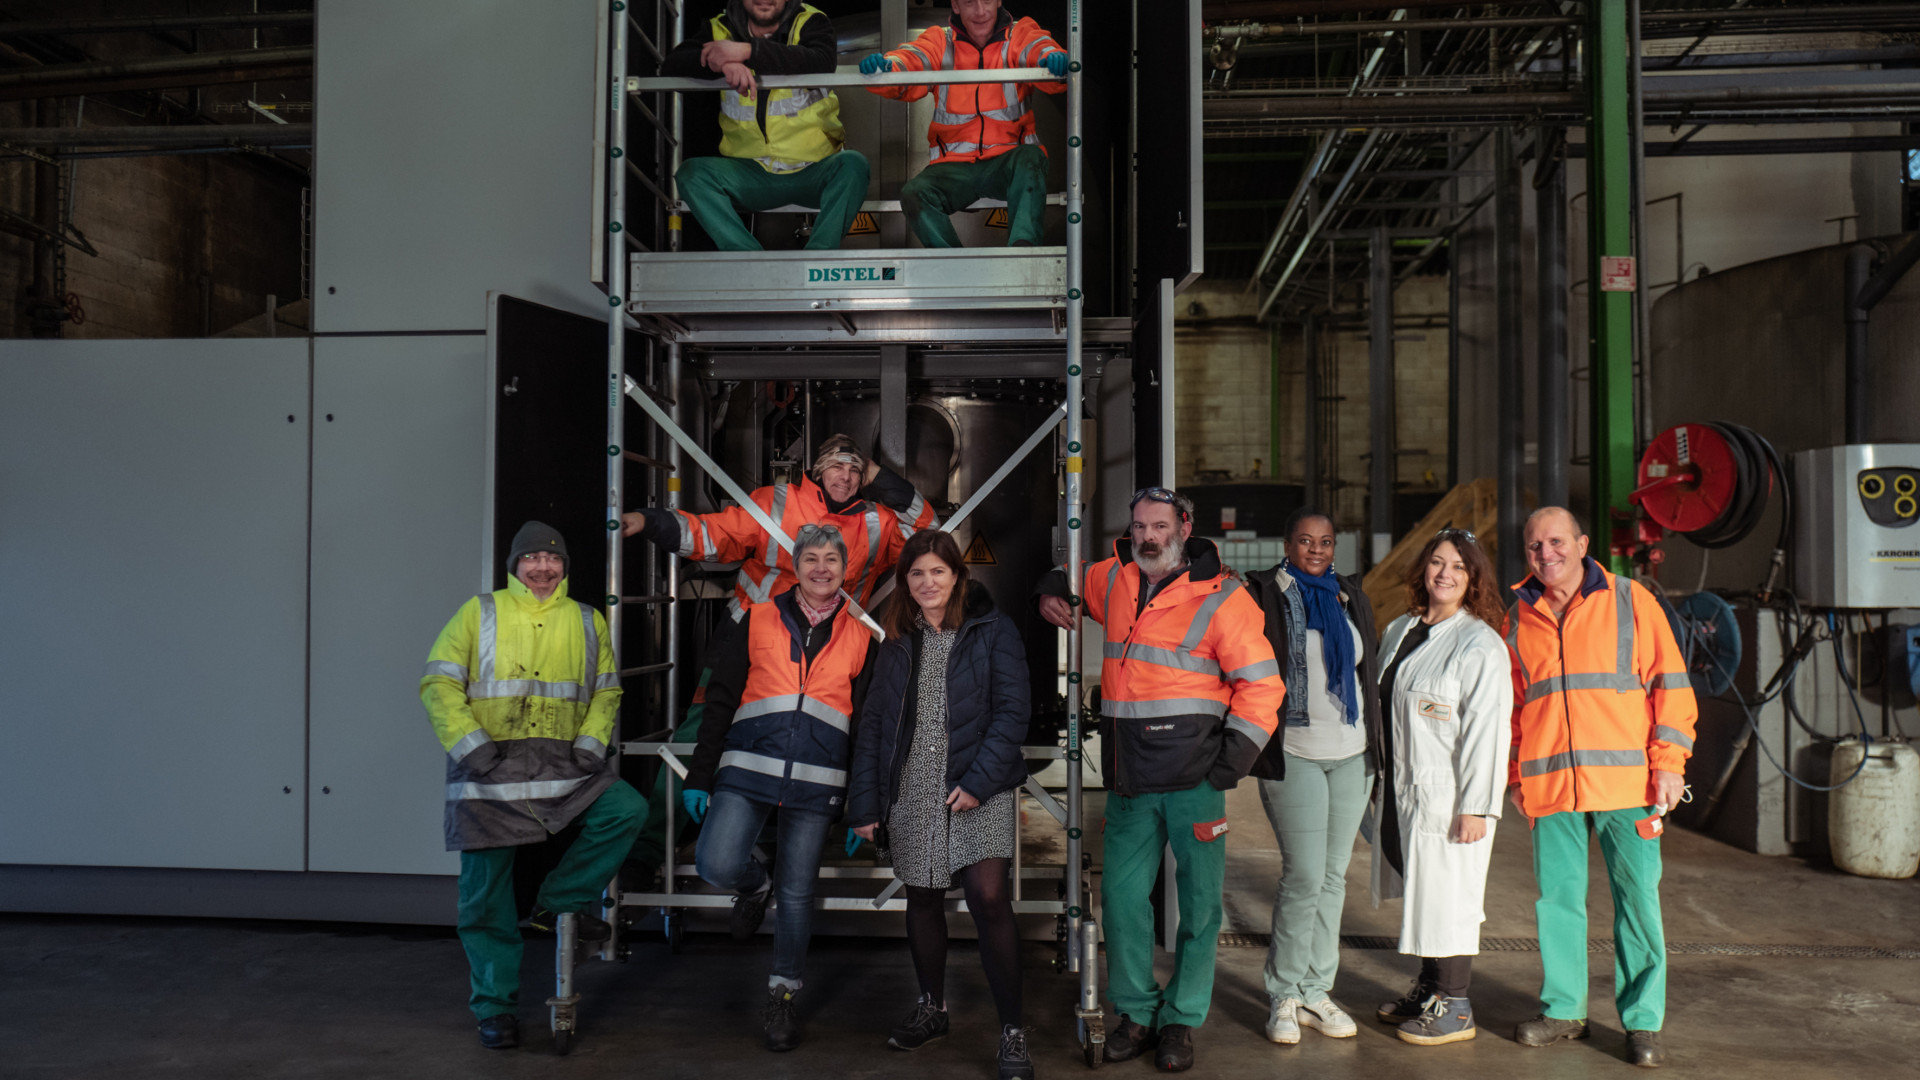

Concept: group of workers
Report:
left=421, top=426, right=1698, bottom=1074
left=662, top=0, right=1069, bottom=251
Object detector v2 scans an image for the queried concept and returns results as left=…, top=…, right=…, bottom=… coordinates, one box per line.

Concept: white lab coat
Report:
left=1368, top=609, right=1514, bottom=957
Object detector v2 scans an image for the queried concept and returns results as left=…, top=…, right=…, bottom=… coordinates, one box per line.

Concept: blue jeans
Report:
left=695, top=788, right=834, bottom=985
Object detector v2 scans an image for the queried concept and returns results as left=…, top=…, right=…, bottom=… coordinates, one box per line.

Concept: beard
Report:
left=1135, top=539, right=1185, bottom=579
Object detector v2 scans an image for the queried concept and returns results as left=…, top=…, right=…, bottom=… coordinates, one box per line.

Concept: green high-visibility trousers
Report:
left=1101, top=783, right=1228, bottom=1029
left=675, top=150, right=870, bottom=252
left=900, top=144, right=1048, bottom=248
left=1531, top=806, right=1667, bottom=1031
left=457, top=779, right=646, bottom=1021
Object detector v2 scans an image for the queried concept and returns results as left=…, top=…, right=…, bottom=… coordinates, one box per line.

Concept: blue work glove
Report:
left=682, top=788, right=709, bottom=824
left=844, top=829, right=864, bottom=857
left=859, top=53, right=894, bottom=75
left=1045, top=51, right=1071, bottom=78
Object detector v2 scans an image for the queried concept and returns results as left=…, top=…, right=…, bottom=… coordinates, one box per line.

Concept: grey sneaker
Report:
left=1263, top=996, right=1302, bottom=1044
left=1397, top=995, right=1476, bottom=1046
left=1516, top=1013, right=1590, bottom=1046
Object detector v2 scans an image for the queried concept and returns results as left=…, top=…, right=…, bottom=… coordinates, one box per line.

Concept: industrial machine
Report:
left=1793, top=444, right=1920, bottom=608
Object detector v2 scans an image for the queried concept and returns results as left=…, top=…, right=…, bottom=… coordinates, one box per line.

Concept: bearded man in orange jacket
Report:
left=859, top=0, right=1068, bottom=248
left=1503, top=507, right=1696, bottom=1069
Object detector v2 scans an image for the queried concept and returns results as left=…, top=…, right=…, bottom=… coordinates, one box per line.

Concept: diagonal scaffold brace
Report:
left=623, top=374, right=886, bottom=639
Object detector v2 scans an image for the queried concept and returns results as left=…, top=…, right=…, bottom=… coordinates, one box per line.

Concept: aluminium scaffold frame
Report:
left=543, top=2, right=1106, bottom=1064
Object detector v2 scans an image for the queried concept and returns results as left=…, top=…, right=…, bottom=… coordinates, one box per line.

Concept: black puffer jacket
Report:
left=846, top=583, right=1030, bottom=829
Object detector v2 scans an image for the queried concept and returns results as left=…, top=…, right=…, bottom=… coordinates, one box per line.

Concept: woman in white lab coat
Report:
left=1369, top=528, right=1513, bottom=1046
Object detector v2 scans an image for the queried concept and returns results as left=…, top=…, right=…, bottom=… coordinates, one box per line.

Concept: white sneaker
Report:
left=1300, top=998, right=1358, bottom=1038
left=1265, top=996, right=1303, bottom=1044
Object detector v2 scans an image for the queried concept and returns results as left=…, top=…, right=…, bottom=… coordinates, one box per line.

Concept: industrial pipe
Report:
left=1369, top=225, right=1395, bottom=565
left=0, top=45, right=311, bottom=101
left=1495, top=129, right=1524, bottom=589
left=0, top=123, right=312, bottom=146
left=0, top=12, right=311, bottom=36
left=1844, top=234, right=1920, bottom=443
left=1536, top=134, right=1570, bottom=511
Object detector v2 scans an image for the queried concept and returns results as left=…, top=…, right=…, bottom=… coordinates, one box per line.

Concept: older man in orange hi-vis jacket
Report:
left=859, top=0, right=1068, bottom=248
left=1034, top=486, right=1285, bottom=1073
left=1503, top=507, right=1696, bottom=1069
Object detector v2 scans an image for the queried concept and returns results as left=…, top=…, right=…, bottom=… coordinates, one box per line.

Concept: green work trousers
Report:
left=457, top=779, right=646, bottom=1021
left=1102, top=783, right=1228, bottom=1029
left=900, top=144, right=1048, bottom=248
left=675, top=150, right=870, bottom=252
left=1532, top=806, right=1667, bottom=1031
left=1258, top=751, right=1373, bottom=1003
left=629, top=706, right=704, bottom=872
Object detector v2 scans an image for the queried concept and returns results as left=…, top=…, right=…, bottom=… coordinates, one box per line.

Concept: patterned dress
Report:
left=887, top=619, right=1017, bottom=889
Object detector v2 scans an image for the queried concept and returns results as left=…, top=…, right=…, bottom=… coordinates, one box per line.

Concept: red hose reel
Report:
left=1628, top=421, right=1791, bottom=596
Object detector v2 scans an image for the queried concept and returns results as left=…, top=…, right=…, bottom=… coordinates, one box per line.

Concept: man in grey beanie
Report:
left=421, top=520, right=644, bottom=1050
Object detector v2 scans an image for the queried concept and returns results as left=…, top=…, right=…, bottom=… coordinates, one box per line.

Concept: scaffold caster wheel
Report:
left=1079, top=1016, right=1105, bottom=1069
left=552, top=1026, right=574, bottom=1056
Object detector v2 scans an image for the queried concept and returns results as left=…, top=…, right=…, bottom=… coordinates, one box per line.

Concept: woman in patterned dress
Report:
left=848, top=529, right=1034, bottom=1080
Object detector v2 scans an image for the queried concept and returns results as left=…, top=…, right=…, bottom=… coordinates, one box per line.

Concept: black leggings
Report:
left=903, top=857, right=1022, bottom=1027
left=1420, top=955, right=1473, bottom=998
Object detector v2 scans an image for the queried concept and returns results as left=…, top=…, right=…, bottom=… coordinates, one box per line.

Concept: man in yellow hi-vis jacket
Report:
left=421, top=521, right=644, bottom=1051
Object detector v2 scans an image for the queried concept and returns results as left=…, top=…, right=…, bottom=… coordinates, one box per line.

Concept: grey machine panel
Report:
left=307, top=336, right=489, bottom=876
left=1793, top=443, right=1920, bottom=608
left=0, top=340, right=311, bottom=870
left=312, top=0, right=608, bottom=333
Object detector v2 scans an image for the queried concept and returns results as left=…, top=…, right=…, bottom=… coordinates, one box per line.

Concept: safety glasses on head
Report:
left=1435, top=527, right=1478, bottom=545
left=1130, top=486, right=1193, bottom=522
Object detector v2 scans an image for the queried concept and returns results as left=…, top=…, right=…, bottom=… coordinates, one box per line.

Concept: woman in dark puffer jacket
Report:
left=847, top=529, right=1033, bottom=1079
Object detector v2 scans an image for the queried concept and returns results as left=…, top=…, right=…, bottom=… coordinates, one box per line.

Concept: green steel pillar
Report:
left=1586, top=0, right=1635, bottom=571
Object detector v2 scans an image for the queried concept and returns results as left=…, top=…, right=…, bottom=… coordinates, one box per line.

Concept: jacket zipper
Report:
left=1555, top=606, right=1576, bottom=811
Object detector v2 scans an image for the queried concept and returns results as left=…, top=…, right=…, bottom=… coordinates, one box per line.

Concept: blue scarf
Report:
left=1287, top=560, right=1359, bottom=725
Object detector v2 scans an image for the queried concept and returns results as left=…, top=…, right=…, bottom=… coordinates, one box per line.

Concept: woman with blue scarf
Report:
left=1243, top=508, right=1383, bottom=1046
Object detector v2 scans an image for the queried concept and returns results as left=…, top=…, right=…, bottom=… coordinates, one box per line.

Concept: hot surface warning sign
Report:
left=963, top=532, right=996, bottom=564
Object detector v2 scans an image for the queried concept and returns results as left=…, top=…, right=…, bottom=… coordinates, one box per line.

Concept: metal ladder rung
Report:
left=625, top=12, right=663, bottom=65
left=628, top=93, right=678, bottom=148
left=625, top=159, right=673, bottom=209
left=622, top=449, right=676, bottom=470
left=758, top=193, right=1069, bottom=215
left=619, top=594, right=674, bottom=605
left=619, top=661, right=673, bottom=677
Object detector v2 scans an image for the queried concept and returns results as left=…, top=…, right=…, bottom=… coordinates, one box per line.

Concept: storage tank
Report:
left=1828, top=738, right=1920, bottom=879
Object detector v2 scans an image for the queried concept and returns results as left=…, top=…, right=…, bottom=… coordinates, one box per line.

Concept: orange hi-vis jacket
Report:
left=712, top=597, right=872, bottom=814
left=872, top=12, right=1065, bottom=166
left=671, top=474, right=938, bottom=620
left=1504, top=558, right=1698, bottom=817
left=1079, top=539, right=1286, bottom=796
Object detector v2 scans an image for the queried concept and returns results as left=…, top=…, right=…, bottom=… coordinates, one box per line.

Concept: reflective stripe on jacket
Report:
left=672, top=474, right=938, bottom=621
left=712, top=595, right=873, bottom=814
left=872, top=13, right=1065, bottom=166
left=1504, top=557, right=1697, bottom=816
left=1081, top=538, right=1285, bottom=796
left=420, top=575, right=621, bottom=851
left=713, top=5, right=844, bottom=172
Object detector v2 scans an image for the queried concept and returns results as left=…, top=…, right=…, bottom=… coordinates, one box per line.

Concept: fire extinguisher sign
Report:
left=1601, top=255, right=1638, bottom=292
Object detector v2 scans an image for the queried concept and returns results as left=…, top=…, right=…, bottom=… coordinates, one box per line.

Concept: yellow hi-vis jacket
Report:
left=421, top=575, right=621, bottom=851
left=714, top=5, right=844, bottom=173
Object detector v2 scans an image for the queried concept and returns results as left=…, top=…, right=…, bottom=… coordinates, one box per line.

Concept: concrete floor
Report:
left=6, top=781, right=1918, bottom=1079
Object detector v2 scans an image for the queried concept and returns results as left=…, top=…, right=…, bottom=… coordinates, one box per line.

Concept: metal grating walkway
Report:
left=1213, top=933, right=1920, bottom=960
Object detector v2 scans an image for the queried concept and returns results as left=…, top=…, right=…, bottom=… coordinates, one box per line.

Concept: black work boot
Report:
left=1103, top=1014, right=1158, bottom=1063
left=731, top=879, right=773, bottom=941
left=1628, top=1029, right=1667, bottom=1067
left=477, top=1013, right=519, bottom=1050
left=763, top=984, right=802, bottom=1052
left=528, top=908, right=611, bottom=943
left=888, top=993, right=950, bottom=1050
left=1515, top=1014, right=1590, bottom=1046
left=998, top=1024, right=1036, bottom=1080
left=1154, top=1024, right=1194, bottom=1072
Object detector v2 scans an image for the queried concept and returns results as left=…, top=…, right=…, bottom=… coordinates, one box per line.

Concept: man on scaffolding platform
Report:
left=662, top=0, right=869, bottom=250
left=860, top=0, right=1069, bottom=248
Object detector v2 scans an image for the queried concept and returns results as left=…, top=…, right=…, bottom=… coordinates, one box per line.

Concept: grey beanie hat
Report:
left=507, top=520, right=569, bottom=578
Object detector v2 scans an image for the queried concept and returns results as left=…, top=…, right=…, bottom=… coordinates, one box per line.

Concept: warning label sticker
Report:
left=963, top=532, right=996, bottom=565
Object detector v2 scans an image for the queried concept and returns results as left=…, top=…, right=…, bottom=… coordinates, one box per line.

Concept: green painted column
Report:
left=1586, top=0, right=1636, bottom=571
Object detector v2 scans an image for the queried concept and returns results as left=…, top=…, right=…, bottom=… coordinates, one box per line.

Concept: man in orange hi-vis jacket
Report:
left=1503, top=507, right=1696, bottom=1069
left=1035, top=487, right=1285, bottom=1073
left=858, top=0, right=1068, bottom=248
